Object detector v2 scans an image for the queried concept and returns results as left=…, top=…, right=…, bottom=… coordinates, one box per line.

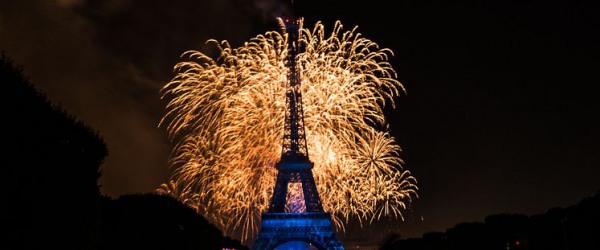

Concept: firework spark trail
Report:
left=157, top=19, right=418, bottom=241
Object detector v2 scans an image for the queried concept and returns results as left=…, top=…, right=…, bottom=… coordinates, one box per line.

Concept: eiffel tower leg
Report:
left=269, top=170, right=289, bottom=212
left=300, top=170, right=323, bottom=212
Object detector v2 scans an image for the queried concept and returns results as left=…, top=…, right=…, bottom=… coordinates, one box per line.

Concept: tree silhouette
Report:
left=2, top=53, right=107, bottom=249
left=99, top=194, right=248, bottom=250
left=380, top=192, right=599, bottom=250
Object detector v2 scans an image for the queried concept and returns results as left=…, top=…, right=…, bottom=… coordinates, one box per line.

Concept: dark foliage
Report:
left=2, top=53, right=108, bottom=249
left=99, top=194, right=248, bottom=250
left=0, top=54, right=248, bottom=250
left=381, top=192, right=600, bottom=250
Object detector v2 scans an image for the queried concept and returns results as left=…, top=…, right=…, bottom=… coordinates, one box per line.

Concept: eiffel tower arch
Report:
left=253, top=18, right=344, bottom=250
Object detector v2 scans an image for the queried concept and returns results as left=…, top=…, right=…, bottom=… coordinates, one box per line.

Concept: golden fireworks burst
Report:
left=157, top=19, right=418, bottom=241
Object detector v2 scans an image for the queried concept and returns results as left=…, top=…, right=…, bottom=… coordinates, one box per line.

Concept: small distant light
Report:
left=516, top=241, right=520, bottom=245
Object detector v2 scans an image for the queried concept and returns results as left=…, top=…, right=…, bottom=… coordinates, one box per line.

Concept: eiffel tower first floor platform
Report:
left=253, top=212, right=345, bottom=250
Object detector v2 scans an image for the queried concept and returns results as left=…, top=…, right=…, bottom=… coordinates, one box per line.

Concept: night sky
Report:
left=1, top=0, right=599, bottom=239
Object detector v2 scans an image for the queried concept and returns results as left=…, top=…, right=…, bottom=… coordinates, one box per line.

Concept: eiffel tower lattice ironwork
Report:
left=252, top=18, right=345, bottom=250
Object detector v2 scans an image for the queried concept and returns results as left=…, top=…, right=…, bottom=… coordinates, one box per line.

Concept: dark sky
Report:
left=1, top=0, right=599, bottom=239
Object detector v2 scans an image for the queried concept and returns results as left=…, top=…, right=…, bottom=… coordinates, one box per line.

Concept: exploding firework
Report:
left=157, top=19, right=418, bottom=241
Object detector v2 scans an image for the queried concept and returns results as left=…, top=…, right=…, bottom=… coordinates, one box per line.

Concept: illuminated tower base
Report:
left=253, top=161, right=343, bottom=250
left=253, top=213, right=343, bottom=250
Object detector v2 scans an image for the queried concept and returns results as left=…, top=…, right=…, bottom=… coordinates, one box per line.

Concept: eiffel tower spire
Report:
left=253, top=17, right=344, bottom=250
left=280, top=17, right=309, bottom=162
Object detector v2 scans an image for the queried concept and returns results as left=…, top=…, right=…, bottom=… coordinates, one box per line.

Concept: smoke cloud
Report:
left=0, top=0, right=268, bottom=196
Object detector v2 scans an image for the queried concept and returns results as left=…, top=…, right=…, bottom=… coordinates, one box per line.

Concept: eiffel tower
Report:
left=252, top=18, right=345, bottom=250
